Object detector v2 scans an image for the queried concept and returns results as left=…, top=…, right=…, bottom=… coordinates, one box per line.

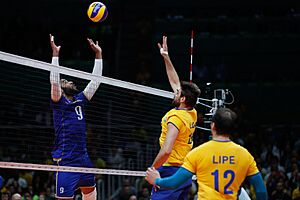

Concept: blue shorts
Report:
left=151, top=166, right=192, bottom=200
left=54, top=154, right=95, bottom=198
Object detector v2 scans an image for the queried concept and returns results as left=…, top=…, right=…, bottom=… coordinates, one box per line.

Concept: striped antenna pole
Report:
left=190, top=30, right=194, bottom=84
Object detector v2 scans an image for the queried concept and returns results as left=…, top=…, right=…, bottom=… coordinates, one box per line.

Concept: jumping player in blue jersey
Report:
left=49, top=34, right=102, bottom=200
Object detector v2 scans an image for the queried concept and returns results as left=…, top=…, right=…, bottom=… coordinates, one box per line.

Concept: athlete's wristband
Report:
left=51, top=57, right=59, bottom=66
left=92, top=59, right=103, bottom=76
left=154, top=178, right=161, bottom=186
left=154, top=178, right=161, bottom=191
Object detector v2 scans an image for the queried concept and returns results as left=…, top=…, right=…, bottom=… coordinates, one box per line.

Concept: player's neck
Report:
left=212, top=134, right=230, bottom=142
left=177, top=104, right=193, bottom=110
left=64, top=94, right=74, bottom=101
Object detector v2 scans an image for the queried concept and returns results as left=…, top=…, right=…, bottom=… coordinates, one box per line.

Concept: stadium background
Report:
left=0, top=0, right=300, bottom=199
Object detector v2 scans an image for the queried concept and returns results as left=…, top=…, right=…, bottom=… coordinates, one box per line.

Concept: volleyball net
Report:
left=0, top=50, right=219, bottom=198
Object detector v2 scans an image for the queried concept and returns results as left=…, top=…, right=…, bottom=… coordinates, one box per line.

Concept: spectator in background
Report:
left=129, top=195, right=137, bottom=200
left=109, top=178, right=137, bottom=200
left=137, top=188, right=150, bottom=200
left=271, top=181, right=291, bottom=200
left=292, top=184, right=300, bottom=200
left=281, top=142, right=293, bottom=170
left=11, top=193, right=21, bottom=200
left=288, top=164, right=300, bottom=191
left=39, top=192, right=46, bottom=200
left=107, top=147, right=125, bottom=169
left=45, top=187, right=55, bottom=200
left=265, top=165, right=286, bottom=194
left=1, top=192, right=9, bottom=200
left=23, top=191, right=32, bottom=200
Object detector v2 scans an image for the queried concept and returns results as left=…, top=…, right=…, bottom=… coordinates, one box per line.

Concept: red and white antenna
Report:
left=189, top=30, right=194, bottom=83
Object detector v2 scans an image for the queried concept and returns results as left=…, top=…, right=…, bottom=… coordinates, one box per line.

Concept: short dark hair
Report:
left=180, top=81, right=201, bottom=107
left=211, top=107, right=237, bottom=136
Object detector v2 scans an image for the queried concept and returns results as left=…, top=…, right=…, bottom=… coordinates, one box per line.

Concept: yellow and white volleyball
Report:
left=87, top=2, right=108, bottom=22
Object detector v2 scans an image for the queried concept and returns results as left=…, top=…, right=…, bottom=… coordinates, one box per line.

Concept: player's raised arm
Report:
left=49, top=34, right=62, bottom=102
left=158, top=36, right=181, bottom=94
left=83, top=38, right=103, bottom=101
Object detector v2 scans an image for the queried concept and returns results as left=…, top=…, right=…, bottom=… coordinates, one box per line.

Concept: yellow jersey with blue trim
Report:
left=182, top=140, right=259, bottom=200
left=160, top=108, right=197, bottom=166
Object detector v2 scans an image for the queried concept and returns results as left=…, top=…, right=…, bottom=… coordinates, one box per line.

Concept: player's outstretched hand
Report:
left=49, top=34, right=61, bottom=57
left=87, top=38, right=102, bottom=59
left=157, top=36, right=169, bottom=58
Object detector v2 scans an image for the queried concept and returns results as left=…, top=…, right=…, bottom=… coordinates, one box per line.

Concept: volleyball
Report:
left=87, top=2, right=108, bottom=23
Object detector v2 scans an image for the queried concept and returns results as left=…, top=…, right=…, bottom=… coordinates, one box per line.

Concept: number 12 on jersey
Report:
left=211, top=169, right=235, bottom=194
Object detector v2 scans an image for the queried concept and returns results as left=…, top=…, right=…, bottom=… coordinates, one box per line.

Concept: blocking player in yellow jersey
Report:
left=149, top=35, right=201, bottom=199
left=146, top=108, right=268, bottom=200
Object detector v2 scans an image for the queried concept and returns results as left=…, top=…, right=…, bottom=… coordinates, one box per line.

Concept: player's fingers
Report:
left=87, top=38, right=93, bottom=45
left=50, top=34, right=54, bottom=43
left=96, top=41, right=99, bottom=46
left=163, top=36, right=167, bottom=45
left=163, top=39, right=168, bottom=49
left=162, top=43, right=166, bottom=50
left=146, top=168, right=151, bottom=173
left=157, top=43, right=162, bottom=49
left=145, top=177, right=151, bottom=183
left=162, top=39, right=166, bottom=49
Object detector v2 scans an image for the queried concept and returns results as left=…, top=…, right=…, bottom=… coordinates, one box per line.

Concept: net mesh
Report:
left=0, top=51, right=212, bottom=199
left=0, top=58, right=177, bottom=171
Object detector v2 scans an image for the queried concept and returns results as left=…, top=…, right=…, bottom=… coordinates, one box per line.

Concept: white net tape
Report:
left=0, top=161, right=197, bottom=180
left=0, top=51, right=174, bottom=99
left=0, top=162, right=145, bottom=176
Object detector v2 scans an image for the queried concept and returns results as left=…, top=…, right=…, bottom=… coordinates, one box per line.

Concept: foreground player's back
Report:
left=183, top=140, right=259, bottom=200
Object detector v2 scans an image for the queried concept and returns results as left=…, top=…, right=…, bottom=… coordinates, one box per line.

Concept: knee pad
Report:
left=82, top=188, right=97, bottom=200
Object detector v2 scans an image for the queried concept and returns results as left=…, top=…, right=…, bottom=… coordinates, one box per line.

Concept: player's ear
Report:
left=180, top=96, right=186, bottom=103
left=211, top=122, right=216, bottom=132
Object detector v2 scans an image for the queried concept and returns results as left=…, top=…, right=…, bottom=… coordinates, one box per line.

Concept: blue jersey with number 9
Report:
left=51, top=92, right=88, bottom=162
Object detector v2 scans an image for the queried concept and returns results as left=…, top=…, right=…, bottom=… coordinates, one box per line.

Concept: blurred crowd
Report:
left=1, top=124, right=299, bottom=200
